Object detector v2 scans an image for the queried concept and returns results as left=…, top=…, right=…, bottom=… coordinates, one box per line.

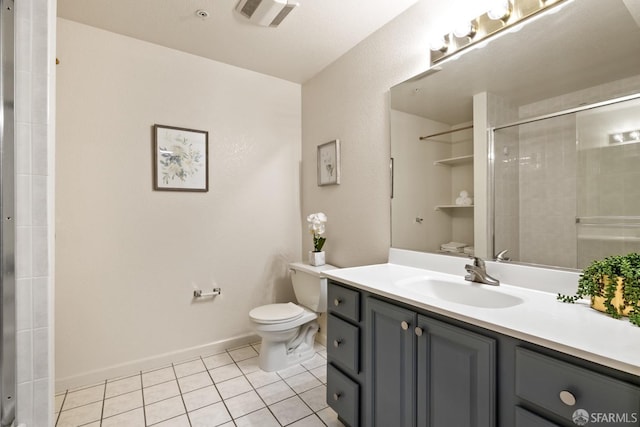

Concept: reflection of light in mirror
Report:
left=609, top=130, right=640, bottom=145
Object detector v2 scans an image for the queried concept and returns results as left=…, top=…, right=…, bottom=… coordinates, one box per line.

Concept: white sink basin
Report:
left=394, top=277, right=524, bottom=309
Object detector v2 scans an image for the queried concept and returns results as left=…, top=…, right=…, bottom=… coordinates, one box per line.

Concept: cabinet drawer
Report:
left=328, top=282, right=360, bottom=322
left=327, top=314, right=360, bottom=373
left=515, top=407, right=560, bottom=427
left=327, top=363, right=360, bottom=427
left=515, top=347, right=640, bottom=424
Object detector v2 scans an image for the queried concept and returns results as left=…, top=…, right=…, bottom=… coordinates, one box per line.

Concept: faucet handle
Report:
left=469, top=256, right=485, bottom=268
left=495, top=250, right=510, bottom=262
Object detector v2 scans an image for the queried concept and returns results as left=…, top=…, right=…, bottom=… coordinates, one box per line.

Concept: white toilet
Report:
left=249, top=262, right=336, bottom=372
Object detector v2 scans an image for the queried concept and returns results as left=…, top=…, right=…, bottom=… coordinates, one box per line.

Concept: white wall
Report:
left=301, top=0, right=490, bottom=267
left=55, top=19, right=302, bottom=389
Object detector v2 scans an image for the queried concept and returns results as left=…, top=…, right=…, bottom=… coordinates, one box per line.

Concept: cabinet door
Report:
left=416, top=315, right=496, bottom=427
left=366, top=298, right=416, bottom=427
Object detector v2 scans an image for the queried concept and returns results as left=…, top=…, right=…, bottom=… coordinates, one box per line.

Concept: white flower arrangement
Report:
left=307, top=212, right=327, bottom=252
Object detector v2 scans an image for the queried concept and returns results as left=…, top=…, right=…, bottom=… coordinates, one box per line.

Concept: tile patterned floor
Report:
left=54, top=343, right=345, bottom=427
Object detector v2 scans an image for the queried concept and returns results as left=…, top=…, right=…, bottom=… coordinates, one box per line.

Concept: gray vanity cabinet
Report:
left=416, top=314, right=496, bottom=427
left=326, top=281, right=364, bottom=427
left=366, top=298, right=416, bottom=427
left=366, top=296, right=496, bottom=427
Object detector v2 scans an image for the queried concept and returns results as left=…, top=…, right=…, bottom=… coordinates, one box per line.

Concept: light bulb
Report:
left=488, top=0, right=512, bottom=21
left=613, top=134, right=625, bottom=143
left=630, top=131, right=640, bottom=140
left=453, top=21, right=477, bottom=39
left=429, top=36, right=449, bottom=52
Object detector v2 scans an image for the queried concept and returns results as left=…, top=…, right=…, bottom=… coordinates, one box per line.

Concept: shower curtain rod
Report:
left=492, top=92, right=640, bottom=131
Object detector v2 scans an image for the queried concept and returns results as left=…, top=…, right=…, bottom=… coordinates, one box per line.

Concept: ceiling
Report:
left=57, top=0, right=419, bottom=84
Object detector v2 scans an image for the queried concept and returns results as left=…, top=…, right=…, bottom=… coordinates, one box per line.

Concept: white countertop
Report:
left=324, top=252, right=640, bottom=377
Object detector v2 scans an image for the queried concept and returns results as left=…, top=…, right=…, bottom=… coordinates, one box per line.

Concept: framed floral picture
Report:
left=153, top=124, right=209, bottom=192
left=317, top=139, right=341, bottom=186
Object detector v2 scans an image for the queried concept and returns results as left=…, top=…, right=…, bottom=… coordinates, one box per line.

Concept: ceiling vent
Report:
left=235, top=0, right=299, bottom=27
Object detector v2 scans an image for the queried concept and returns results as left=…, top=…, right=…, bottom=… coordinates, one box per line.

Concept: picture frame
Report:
left=317, top=139, right=341, bottom=186
left=153, top=124, right=209, bottom=192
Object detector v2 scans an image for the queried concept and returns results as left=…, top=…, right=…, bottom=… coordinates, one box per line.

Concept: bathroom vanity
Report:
left=324, top=250, right=640, bottom=427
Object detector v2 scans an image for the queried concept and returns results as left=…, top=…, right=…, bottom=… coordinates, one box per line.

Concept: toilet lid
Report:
left=250, top=302, right=304, bottom=324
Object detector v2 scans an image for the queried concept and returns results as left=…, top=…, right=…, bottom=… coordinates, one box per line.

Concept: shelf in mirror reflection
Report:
left=434, top=155, right=473, bottom=166
left=435, top=204, right=474, bottom=211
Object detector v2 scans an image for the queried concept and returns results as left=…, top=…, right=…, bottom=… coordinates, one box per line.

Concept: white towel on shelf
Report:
left=440, top=241, right=467, bottom=253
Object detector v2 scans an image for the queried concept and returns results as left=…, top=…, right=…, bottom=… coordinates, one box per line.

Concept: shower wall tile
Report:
left=14, top=0, right=55, bottom=425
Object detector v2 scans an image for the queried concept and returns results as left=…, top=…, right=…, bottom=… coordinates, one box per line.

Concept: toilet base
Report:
left=257, top=321, right=319, bottom=372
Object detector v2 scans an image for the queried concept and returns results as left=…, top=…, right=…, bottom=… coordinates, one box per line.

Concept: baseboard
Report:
left=55, top=333, right=259, bottom=393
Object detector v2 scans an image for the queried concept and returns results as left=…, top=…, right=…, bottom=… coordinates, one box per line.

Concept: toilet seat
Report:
left=249, top=302, right=304, bottom=324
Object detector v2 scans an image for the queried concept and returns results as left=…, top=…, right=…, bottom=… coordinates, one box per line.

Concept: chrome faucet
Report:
left=465, top=256, right=500, bottom=286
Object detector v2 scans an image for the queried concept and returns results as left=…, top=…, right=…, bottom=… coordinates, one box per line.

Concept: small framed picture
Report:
left=317, top=139, right=341, bottom=186
left=153, top=124, right=208, bottom=192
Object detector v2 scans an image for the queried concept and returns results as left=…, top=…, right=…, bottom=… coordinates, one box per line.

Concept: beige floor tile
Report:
left=208, top=363, right=242, bottom=383
left=236, top=356, right=260, bottom=374
left=228, top=346, right=258, bottom=362
left=101, top=407, right=145, bottom=427
left=316, top=407, right=346, bottom=427
left=188, top=401, right=232, bottom=427
left=269, top=395, right=313, bottom=426
left=105, top=374, right=141, bottom=398
left=284, top=371, right=322, bottom=394
left=289, top=414, right=326, bottom=427
left=144, top=395, right=185, bottom=425
left=103, top=389, right=143, bottom=418
left=144, top=379, right=181, bottom=405
left=173, top=358, right=206, bottom=378
left=256, top=380, right=295, bottom=405
left=62, top=384, right=105, bottom=410
left=299, top=385, right=328, bottom=412
left=56, top=401, right=102, bottom=427
left=216, top=376, right=253, bottom=400
left=152, top=414, right=191, bottom=427
left=182, top=385, right=221, bottom=412
left=246, top=369, right=280, bottom=389
left=177, top=371, right=213, bottom=393
left=202, top=352, right=233, bottom=370
left=142, top=366, right=176, bottom=388
left=224, top=390, right=265, bottom=419
left=234, top=407, right=280, bottom=427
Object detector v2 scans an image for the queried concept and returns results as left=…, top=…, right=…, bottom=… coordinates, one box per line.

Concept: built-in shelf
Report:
left=434, top=154, right=474, bottom=166
left=434, top=204, right=474, bottom=211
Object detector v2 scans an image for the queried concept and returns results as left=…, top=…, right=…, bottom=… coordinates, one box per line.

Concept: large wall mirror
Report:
left=390, top=0, right=640, bottom=270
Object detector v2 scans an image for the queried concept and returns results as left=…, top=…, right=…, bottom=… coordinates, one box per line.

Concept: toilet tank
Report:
left=289, top=262, right=337, bottom=312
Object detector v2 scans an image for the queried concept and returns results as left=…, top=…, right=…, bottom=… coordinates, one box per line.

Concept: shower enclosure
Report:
left=492, top=93, right=640, bottom=270
left=0, top=0, right=16, bottom=425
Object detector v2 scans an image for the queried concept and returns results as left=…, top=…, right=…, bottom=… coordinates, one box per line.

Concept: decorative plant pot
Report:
left=309, top=251, right=325, bottom=266
left=591, top=276, right=637, bottom=316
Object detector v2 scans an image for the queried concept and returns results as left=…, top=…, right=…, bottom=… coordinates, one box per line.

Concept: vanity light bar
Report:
left=430, top=0, right=570, bottom=65
left=609, top=130, right=640, bottom=145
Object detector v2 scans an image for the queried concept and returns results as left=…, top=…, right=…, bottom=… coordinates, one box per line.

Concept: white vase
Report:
left=309, top=251, right=325, bottom=266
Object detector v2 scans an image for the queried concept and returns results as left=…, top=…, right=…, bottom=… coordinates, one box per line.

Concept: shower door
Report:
left=0, top=0, right=16, bottom=426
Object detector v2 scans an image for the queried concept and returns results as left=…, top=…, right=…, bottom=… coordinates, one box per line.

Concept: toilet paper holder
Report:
left=193, top=288, right=221, bottom=298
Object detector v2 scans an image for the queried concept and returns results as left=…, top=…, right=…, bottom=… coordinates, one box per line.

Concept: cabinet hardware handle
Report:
left=333, top=339, right=342, bottom=348
left=334, top=298, right=342, bottom=306
left=415, top=327, right=423, bottom=336
left=559, top=390, right=576, bottom=406
left=401, top=321, right=409, bottom=330
left=333, top=392, right=341, bottom=401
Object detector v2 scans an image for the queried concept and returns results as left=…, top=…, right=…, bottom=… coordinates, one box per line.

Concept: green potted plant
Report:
left=557, top=253, right=640, bottom=326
